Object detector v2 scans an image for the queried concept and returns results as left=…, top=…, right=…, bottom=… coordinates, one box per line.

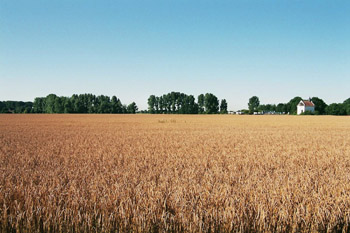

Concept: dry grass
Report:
left=1, top=114, right=350, bottom=232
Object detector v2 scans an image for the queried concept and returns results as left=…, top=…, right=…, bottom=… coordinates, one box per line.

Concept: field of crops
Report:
left=1, top=114, right=350, bottom=232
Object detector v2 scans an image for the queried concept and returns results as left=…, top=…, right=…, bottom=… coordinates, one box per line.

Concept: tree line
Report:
left=147, top=92, right=228, bottom=114
left=0, top=101, right=33, bottom=113
left=247, top=96, right=350, bottom=115
left=0, top=94, right=138, bottom=114
left=2, top=93, right=350, bottom=115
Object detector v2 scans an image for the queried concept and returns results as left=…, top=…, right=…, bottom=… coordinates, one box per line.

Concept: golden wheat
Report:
left=1, top=114, right=350, bottom=232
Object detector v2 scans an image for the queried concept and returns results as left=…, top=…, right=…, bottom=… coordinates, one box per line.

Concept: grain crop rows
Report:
left=1, top=115, right=350, bottom=232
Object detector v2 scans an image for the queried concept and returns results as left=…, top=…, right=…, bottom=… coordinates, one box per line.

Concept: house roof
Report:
left=302, top=100, right=315, bottom=107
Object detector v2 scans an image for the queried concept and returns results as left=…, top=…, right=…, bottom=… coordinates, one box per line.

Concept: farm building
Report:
left=297, top=100, right=315, bottom=115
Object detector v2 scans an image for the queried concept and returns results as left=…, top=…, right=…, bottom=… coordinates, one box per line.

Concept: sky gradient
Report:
left=1, top=0, right=349, bottom=110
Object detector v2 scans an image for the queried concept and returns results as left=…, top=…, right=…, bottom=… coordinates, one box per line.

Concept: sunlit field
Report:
left=1, top=115, right=350, bottom=232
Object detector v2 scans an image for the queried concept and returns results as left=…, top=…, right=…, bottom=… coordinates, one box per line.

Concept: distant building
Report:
left=297, top=100, right=315, bottom=115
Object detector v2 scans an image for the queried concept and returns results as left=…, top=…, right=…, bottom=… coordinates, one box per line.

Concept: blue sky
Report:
left=1, top=0, right=349, bottom=110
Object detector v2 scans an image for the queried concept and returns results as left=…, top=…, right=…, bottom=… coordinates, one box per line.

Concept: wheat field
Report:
left=1, top=114, right=350, bottom=232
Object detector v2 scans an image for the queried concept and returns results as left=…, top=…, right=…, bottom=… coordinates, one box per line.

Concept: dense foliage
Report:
left=0, top=101, right=33, bottom=113
left=248, top=96, right=260, bottom=114
left=0, top=94, right=137, bottom=114
left=32, top=94, right=137, bottom=114
left=147, top=92, right=227, bottom=114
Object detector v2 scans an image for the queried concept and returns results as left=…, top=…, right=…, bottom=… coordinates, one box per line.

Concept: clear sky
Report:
left=1, top=0, right=349, bottom=110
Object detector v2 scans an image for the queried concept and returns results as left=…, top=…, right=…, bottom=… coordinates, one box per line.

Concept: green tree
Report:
left=343, top=98, right=350, bottom=105
left=220, top=99, right=228, bottom=114
left=198, top=94, right=205, bottom=113
left=326, top=103, right=346, bottom=115
left=127, top=102, right=138, bottom=114
left=54, top=97, right=64, bottom=113
left=148, top=95, right=156, bottom=114
left=311, top=97, right=327, bottom=115
left=171, top=92, right=179, bottom=113
left=111, top=96, right=123, bottom=113
left=78, top=94, right=89, bottom=113
left=121, top=104, right=128, bottom=113
left=158, top=96, right=165, bottom=113
left=276, top=103, right=287, bottom=113
left=248, top=96, right=260, bottom=114
left=45, top=94, right=58, bottom=113
left=33, top=97, right=45, bottom=113
left=343, top=98, right=350, bottom=115
left=86, top=94, right=96, bottom=113
left=96, top=95, right=111, bottom=113
left=0, top=101, right=5, bottom=113
left=259, top=104, right=276, bottom=113
left=63, top=97, right=73, bottom=113
left=163, top=94, right=171, bottom=113
left=155, top=97, right=160, bottom=113
left=181, top=95, right=198, bottom=114
left=204, top=93, right=219, bottom=114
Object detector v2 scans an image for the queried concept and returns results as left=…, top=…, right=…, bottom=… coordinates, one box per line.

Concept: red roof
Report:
left=303, top=100, right=315, bottom=107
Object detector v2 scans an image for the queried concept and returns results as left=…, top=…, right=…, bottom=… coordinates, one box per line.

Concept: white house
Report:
left=297, top=100, right=315, bottom=115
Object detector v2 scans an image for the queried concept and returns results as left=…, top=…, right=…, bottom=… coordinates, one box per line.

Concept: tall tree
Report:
left=182, top=95, right=198, bottom=114
left=220, top=99, right=228, bottom=114
left=155, top=97, right=160, bottom=113
left=86, top=94, right=96, bottom=113
left=248, top=96, right=260, bottom=114
left=78, top=94, right=89, bottom=113
left=326, top=103, right=346, bottom=115
left=311, top=97, right=327, bottom=115
left=97, top=95, right=111, bottom=113
left=127, top=102, right=138, bottom=114
left=54, top=97, right=64, bottom=113
left=63, top=97, right=73, bottom=113
left=198, top=94, right=205, bottom=114
left=171, top=92, right=179, bottom=113
left=158, top=96, right=165, bottom=113
left=111, top=96, right=123, bottom=113
left=204, top=93, right=219, bottom=114
left=45, top=94, right=58, bottom=113
left=0, top=101, right=5, bottom=113
left=343, top=98, right=350, bottom=115
left=163, top=94, right=171, bottom=113
left=33, top=97, right=45, bottom=113
left=148, top=95, right=156, bottom=114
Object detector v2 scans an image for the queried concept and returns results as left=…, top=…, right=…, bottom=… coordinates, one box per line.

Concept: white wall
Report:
left=297, top=105, right=305, bottom=115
